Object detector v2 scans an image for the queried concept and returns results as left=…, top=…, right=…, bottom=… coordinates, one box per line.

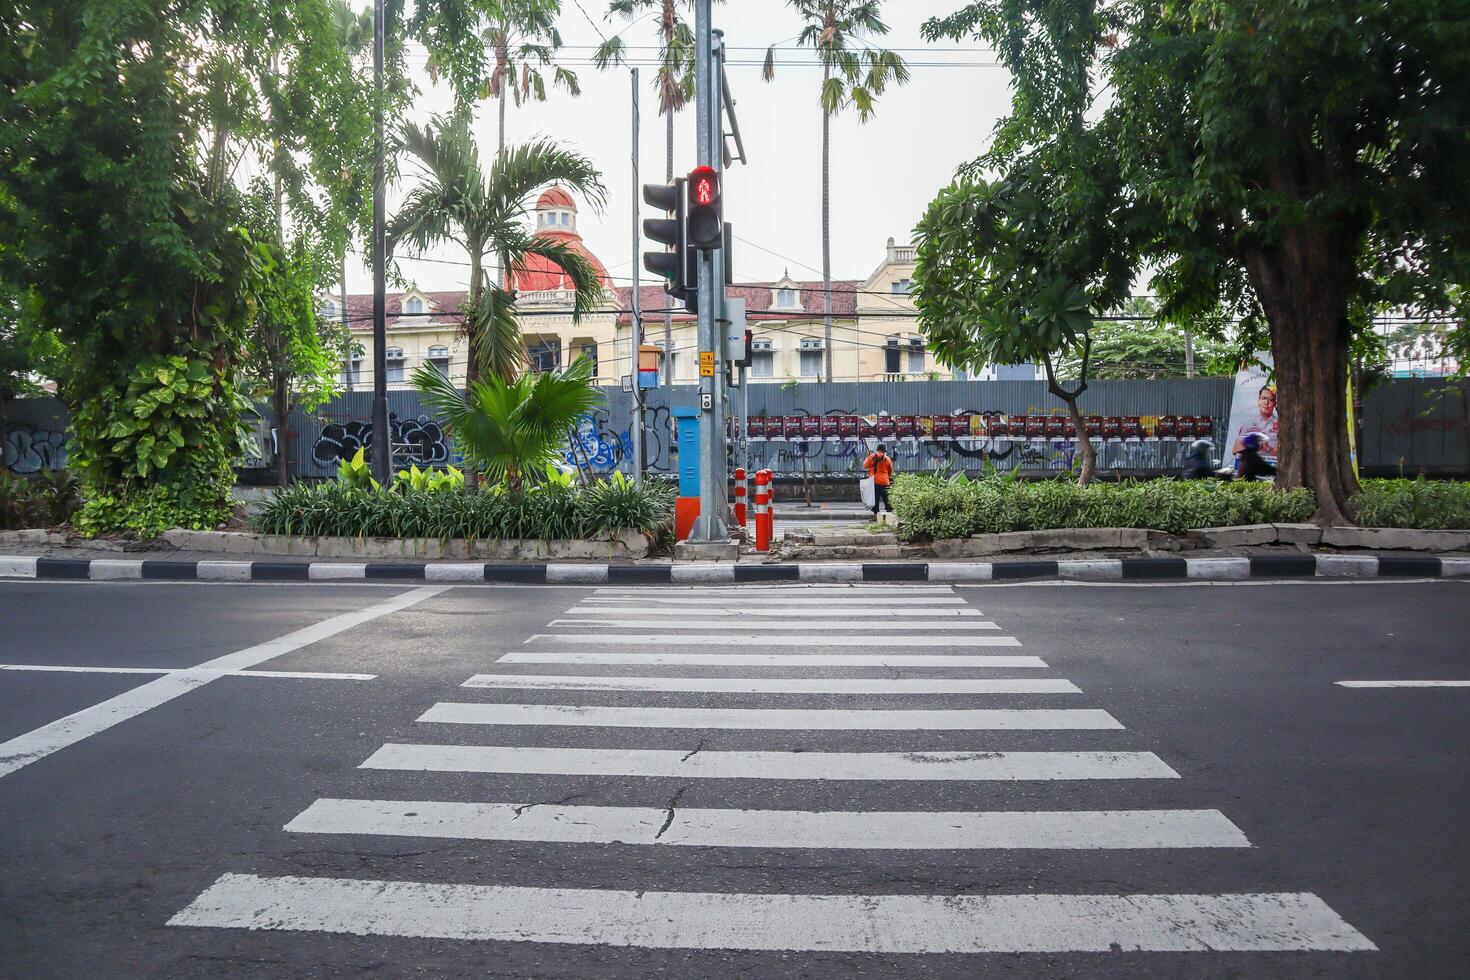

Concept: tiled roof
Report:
left=338, top=291, right=468, bottom=331
left=614, top=280, right=858, bottom=326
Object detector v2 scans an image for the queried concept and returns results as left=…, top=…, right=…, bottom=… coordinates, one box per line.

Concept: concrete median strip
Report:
left=0, top=554, right=1462, bottom=584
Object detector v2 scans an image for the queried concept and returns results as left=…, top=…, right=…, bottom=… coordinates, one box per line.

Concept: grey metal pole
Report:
left=690, top=0, right=725, bottom=541
left=370, top=0, right=390, bottom=485
left=630, top=68, right=645, bottom=486
left=710, top=30, right=729, bottom=509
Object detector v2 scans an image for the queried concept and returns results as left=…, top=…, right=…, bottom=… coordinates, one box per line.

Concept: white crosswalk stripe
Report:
left=497, top=651, right=1048, bottom=667
left=460, top=675, right=1082, bottom=694
left=360, top=744, right=1180, bottom=780
left=171, top=582, right=1374, bottom=958
left=415, top=703, right=1124, bottom=730
left=525, top=632, right=1022, bottom=646
left=285, top=799, right=1250, bottom=849
left=172, top=875, right=1375, bottom=952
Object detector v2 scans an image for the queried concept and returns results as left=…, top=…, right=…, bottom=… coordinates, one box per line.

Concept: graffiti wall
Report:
left=2, top=398, right=69, bottom=475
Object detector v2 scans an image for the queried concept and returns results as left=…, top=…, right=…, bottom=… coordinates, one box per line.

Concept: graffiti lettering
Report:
left=2, top=425, right=68, bottom=474
left=310, top=414, right=451, bottom=469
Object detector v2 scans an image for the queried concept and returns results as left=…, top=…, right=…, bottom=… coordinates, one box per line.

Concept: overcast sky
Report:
left=344, top=0, right=1014, bottom=297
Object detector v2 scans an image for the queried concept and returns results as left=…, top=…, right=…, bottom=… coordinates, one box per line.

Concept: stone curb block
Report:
left=0, top=555, right=1458, bottom=584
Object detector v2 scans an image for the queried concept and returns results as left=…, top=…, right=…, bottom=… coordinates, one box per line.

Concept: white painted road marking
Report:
left=497, top=651, right=1048, bottom=667
left=360, top=744, right=1179, bottom=781
left=460, top=675, right=1081, bottom=694
left=579, top=596, right=967, bottom=606
left=0, top=586, right=446, bottom=779
left=593, top=586, right=958, bottom=595
left=525, top=633, right=1022, bottom=647
left=416, top=703, right=1123, bottom=730
left=286, top=799, right=1250, bottom=849
left=564, top=605, right=986, bottom=617
left=549, top=618, right=1002, bottom=631
left=0, top=663, right=376, bottom=681
left=170, top=874, right=1375, bottom=952
left=1335, top=680, right=1470, bottom=688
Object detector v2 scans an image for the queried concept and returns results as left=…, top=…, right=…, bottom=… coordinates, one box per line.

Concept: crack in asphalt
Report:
left=653, top=785, right=690, bottom=840
left=679, top=739, right=706, bottom=763
left=511, top=793, right=587, bottom=819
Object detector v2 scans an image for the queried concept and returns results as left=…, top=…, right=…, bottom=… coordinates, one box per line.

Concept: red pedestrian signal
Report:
left=686, top=165, right=722, bottom=250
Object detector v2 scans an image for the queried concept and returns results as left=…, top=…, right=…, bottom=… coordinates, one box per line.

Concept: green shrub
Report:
left=1, top=469, right=82, bottom=530
left=1350, top=479, right=1470, bottom=530
left=890, top=473, right=1316, bottom=539
left=250, top=476, right=674, bottom=542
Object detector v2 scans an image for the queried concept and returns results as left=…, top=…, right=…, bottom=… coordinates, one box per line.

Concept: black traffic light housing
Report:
left=642, top=179, right=690, bottom=310
left=687, top=165, right=722, bottom=250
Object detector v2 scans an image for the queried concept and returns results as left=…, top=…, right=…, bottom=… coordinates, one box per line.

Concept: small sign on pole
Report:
left=699, top=351, right=715, bottom=377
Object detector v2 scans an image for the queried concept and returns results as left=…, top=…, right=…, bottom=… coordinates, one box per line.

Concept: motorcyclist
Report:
left=1182, top=439, right=1216, bottom=480
left=1236, top=432, right=1277, bottom=481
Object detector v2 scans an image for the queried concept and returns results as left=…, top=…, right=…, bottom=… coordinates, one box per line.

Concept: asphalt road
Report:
left=1, top=576, right=1467, bottom=977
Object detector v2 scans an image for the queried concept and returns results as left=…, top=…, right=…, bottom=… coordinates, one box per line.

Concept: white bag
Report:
left=859, top=475, right=876, bottom=509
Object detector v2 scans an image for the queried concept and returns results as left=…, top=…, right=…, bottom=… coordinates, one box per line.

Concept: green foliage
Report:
left=1350, top=479, right=1470, bottom=531
left=388, top=117, right=606, bottom=382
left=1059, top=301, right=1234, bottom=381
left=412, top=356, right=600, bottom=487
left=392, top=464, right=465, bottom=494
left=594, top=1, right=704, bottom=118
left=252, top=477, right=673, bottom=541
left=0, top=469, right=80, bottom=530
left=336, top=448, right=381, bottom=491
left=889, top=473, right=1316, bottom=539
left=762, top=2, right=911, bottom=121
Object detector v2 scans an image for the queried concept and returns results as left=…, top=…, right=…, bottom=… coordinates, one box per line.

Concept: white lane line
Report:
left=593, top=586, right=957, bottom=594
left=1335, top=680, right=1470, bottom=688
left=361, top=744, right=1178, bottom=781
left=0, top=586, right=447, bottom=780
left=526, top=633, right=1022, bottom=647
left=287, top=799, right=1249, bottom=849
left=548, top=619, right=1002, bottom=631
left=460, top=675, right=1081, bottom=694
left=170, top=875, right=1374, bottom=951
left=498, top=652, right=1047, bottom=667
left=0, top=663, right=376, bottom=681
left=580, top=596, right=966, bottom=606
left=564, top=605, right=986, bottom=617
left=417, top=703, right=1121, bottom=730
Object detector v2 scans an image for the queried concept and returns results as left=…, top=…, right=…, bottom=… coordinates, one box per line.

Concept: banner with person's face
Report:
left=1226, top=353, right=1278, bottom=466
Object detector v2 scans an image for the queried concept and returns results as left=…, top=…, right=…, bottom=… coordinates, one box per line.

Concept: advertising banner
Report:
left=1225, top=353, right=1279, bottom=466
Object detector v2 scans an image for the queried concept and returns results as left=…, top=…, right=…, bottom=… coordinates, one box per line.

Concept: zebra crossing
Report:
left=169, top=583, right=1376, bottom=959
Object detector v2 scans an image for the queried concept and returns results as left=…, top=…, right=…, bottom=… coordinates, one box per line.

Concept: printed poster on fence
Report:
left=1225, top=353, right=1278, bottom=466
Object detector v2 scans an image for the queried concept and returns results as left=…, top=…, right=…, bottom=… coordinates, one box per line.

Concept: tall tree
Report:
left=596, top=0, right=705, bottom=384
left=482, top=1, right=581, bottom=154
left=764, top=1, right=909, bottom=381
left=388, top=118, right=607, bottom=385
left=925, top=0, right=1470, bottom=524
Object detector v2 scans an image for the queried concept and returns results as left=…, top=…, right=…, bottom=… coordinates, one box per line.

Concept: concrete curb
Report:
left=2, top=554, right=1466, bottom=584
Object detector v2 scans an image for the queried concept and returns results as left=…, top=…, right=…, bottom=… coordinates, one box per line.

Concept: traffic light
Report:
left=687, top=165, right=722, bottom=250
left=642, top=179, right=689, bottom=309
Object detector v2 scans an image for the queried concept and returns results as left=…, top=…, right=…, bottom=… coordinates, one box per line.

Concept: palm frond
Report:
left=519, top=239, right=606, bottom=319
left=487, top=139, right=607, bottom=214
left=466, top=285, right=526, bottom=382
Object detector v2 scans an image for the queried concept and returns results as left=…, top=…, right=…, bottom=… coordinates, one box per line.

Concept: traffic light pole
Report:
left=369, top=0, right=390, bottom=487
left=629, top=67, right=645, bottom=486
left=689, top=0, right=726, bottom=542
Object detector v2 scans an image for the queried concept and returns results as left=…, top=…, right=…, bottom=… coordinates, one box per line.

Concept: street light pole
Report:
left=630, top=67, right=645, bottom=486
left=369, top=0, right=390, bottom=486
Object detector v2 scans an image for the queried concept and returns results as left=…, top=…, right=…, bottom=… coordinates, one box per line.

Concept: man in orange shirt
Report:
left=863, top=443, right=895, bottom=517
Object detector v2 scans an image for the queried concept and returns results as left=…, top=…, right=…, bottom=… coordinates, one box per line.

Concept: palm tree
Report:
left=765, top=1, right=909, bottom=381
left=387, top=116, right=607, bottom=384
left=412, top=356, right=600, bottom=488
left=595, top=0, right=703, bottom=384
left=482, top=1, right=581, bottom=156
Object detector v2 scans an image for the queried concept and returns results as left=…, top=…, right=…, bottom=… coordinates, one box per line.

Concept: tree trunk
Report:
left=339, top=250, right=352, bottom=391
left=466, top=244, right=483, bottom=389
left=663, top=110, right=674, bottom=385
left=273, top=368, right=291, bottom=487
left=1241, top=229, right=1360, bottom=527
left=1060, top=395, right=1097, bottom=486
left=821, top=92, right=833, bottom=382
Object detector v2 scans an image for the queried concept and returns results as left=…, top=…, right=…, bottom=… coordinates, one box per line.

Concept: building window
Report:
left=576, top=342, right=598, bottom=376
left=891, top=278, right=912, bottom=295
left=884, top=337, right=902, bottom=375
left=527, top=339, right=560, bottom=373
left=799, top=337, right=823, bottom=377
left=403, top=296, right=424, bottom=315
left=341, top=355, right=361, bottom=386
left=426, top=345, right=450, bottom=377
left=751, top=338, right=775, bottom=378
left=908, top=338, right=926, bottom=374
left=385, top=347, right=405, bottom=383
left=320, top=300, right=336, bottom=318
left=775, top=288, right=799, bottom=309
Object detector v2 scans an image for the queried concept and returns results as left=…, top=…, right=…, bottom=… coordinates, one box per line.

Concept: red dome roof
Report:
left=536, top=186, right=577, bottom=210
left=509, top=234, right=609, bottom=293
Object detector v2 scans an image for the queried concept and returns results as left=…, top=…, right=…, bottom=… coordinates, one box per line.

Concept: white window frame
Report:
left=403, top=296, right=425, bottom=315
left=798, top=337, right=823, bottom=377
left=908, top=337, right=926, bottom=374
left=384, top=346, right=406, bottom=383
left=891, top=278, right=912, bottom=295
left=775, top=288, right=799, bottom=309
left=750, top=338, right=775, bottom=378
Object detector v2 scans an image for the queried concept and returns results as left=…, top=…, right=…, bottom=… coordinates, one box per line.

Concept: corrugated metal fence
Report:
left=6, top=378, right=1467, bottom=479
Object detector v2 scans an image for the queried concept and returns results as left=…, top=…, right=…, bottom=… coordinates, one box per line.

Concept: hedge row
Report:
left=891, top=474, right=1470, bottom=539
left=251, top=479, right=674, bottom=541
